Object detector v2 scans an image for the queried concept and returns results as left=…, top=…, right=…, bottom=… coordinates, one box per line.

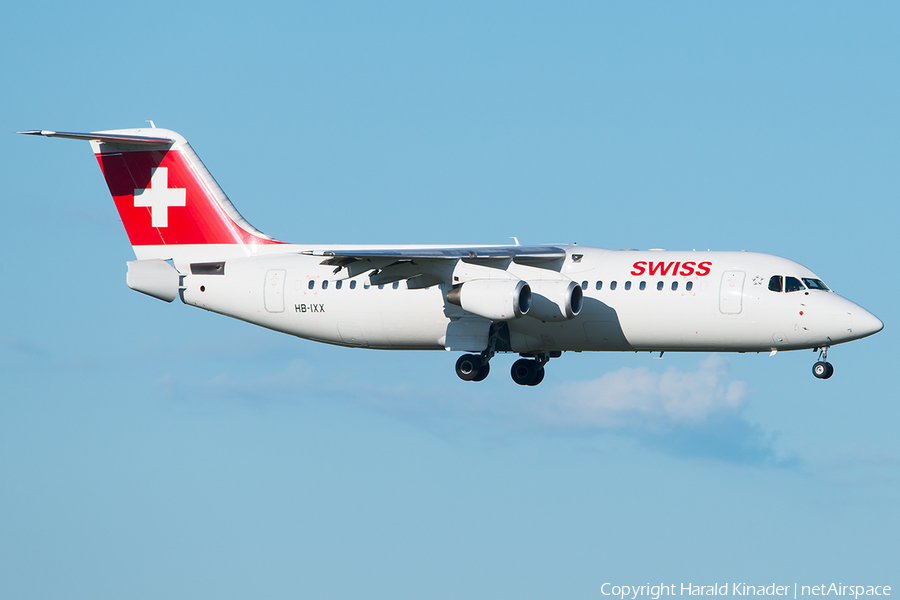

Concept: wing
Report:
left=306, top=245, right=569, bottom=288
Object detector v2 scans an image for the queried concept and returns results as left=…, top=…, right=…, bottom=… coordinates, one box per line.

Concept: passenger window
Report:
left=671, top=281, right=678, bottom=291
left=802, top=278, right=829, bottom=291
left=335, top=280, right=342, bottom=290
left=624, top=281, right=632, bottom=290
left=378, top=284, right=384, bottom=290
left=610, top=281, right=617, bottom=290
left=639, top=281, right=646, bottom=291
left=595, top=281, right=603, bottom=291
left=686, top=281, right=693, bottom=291
left=392, top=281, right=399, bottom=290
left=322, top=280, right=328, bottom=290
left=582, top=281, right=588, bottom=290
left=785, top=276, right=805, bottom=292
left=657, top=281, right=664, bottom=291
left=768, top=276, right=783, bottom=292
left=350, top=280, right=357, bottom=289
left=308, top=280, right=315, bottom=290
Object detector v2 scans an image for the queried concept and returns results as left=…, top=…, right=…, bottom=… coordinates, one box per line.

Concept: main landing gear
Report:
left=455, top=353, right=491, bottom=382
left=455, top=323, right=503, bottom=383
left=455, top=349, right=559, bottom=386
left=510, top=354, right=550, bottom=386
left=812, top=347, right=834, bottom=380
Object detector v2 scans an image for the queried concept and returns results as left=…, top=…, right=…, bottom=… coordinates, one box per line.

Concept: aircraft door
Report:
left=264, top=269, right=286, bottom=313
left=719, top=270, right=745, bottom=314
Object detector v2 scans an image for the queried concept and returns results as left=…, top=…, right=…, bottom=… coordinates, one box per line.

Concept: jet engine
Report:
left=446, top=279, right=531, bottom=321
left=526, top=280, right=583, bottom=321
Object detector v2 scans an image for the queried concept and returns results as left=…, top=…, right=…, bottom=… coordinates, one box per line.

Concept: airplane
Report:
left=18, top=127, right=883, bottom=385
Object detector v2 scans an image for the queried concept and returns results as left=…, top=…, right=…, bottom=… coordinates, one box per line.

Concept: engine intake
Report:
left=446, top=279, right=531, bottom=321
left=527, top=280, right=583, bottom=321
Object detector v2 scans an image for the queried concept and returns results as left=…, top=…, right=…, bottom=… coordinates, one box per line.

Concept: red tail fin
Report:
left=21, top=128, right=283, bottom=259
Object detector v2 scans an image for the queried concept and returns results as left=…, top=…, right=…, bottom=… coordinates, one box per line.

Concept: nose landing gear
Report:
left=812, top=347, right=834, bottom=379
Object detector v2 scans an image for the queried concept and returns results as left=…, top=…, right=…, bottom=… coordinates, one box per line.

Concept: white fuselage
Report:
left=175, top=245, right=882, bottom=355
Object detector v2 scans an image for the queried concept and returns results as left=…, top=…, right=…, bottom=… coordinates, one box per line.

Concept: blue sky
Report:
left=2, top=2, right=898, bottom=598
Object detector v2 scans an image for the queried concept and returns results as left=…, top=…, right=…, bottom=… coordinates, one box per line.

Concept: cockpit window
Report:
left=802, top=278, right=829, bottom=291
left=785, top=276, right=805, bottom=292
left=768, top=275, right=783, bottom=292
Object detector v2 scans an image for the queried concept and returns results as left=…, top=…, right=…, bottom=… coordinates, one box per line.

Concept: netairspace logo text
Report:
left=600, top=584, right=891, bottom=600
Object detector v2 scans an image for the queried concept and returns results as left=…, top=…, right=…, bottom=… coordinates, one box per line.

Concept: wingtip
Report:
left=16, top=130, right=62, bottom=137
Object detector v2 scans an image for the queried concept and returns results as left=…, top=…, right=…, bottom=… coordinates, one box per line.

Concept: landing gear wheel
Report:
left=456, top=354, right=484, bottom=381
left=511, top=359, right=539, bottom=386
left=528, top=367, right=545, bottom=386
left=812, top=361, right=834, bottom=379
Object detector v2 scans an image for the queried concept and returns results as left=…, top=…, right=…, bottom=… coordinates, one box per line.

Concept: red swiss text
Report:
left=630, top=261, right=712, bottom=277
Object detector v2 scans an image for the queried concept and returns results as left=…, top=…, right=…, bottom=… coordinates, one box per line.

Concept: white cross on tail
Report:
left=133, top=168, right=186, bottom=227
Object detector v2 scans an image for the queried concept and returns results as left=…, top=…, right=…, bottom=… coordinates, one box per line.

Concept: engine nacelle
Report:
left=446, top=279, right=531, bottom=321
left=527, top=280, right=583, bottom=321
left=126, top=259, right=180, bottom=302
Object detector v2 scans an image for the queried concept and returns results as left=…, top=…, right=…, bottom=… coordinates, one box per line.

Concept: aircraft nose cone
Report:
left=854, top=309, right=884, bottom=338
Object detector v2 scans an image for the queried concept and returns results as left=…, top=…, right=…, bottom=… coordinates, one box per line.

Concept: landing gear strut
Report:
left=454, top=324, right=502, bottom=382
left=812, top=347, right=834, bottom=379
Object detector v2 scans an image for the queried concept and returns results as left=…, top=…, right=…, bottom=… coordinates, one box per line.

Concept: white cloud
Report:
left=160, top=352, right=771, bottom=462
left=157, top=355, right=772, bottom=462
left=534, top=355, right=749, bottom=429
left=173, top=353, right=749, bottom=432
